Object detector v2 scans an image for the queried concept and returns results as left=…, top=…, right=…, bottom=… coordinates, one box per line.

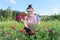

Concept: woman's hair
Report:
left=27, top=5, right=33, bottom=10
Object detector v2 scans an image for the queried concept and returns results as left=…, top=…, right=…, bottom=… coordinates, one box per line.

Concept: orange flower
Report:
left=11, top=26, right=16, bottom=29
left=20, top=29, right=25, bottom=33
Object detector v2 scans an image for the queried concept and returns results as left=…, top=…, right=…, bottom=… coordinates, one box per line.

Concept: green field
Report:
left=0, top=21, right=60, bottom=40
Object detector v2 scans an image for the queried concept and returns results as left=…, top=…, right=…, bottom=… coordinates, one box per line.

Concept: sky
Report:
left=0, top=0, right=60, bottom=15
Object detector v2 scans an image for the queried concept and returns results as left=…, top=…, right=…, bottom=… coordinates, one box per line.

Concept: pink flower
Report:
left=16, top=15, right=22, bottom=22
left=16, top=13, right=26, bottom=22
left=46, top=29, right=52, bottom=32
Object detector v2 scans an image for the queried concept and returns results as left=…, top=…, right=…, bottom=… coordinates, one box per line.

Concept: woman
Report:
left=24, top=5, right=41, bottom=35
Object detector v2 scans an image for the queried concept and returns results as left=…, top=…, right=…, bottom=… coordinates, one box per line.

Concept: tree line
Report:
left=0, top=7, right=60, bottom=21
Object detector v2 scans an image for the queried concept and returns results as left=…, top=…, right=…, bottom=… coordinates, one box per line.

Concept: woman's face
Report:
left=27, top=8, right=34, bottom=17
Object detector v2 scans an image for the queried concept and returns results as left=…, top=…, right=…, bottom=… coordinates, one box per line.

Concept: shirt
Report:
left=24, top=15, right=41, bottom=30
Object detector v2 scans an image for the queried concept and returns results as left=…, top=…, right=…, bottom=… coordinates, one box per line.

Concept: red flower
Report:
left=28, top=30, right=33, bottom=35
left=20, top=29, right=25, bottom=33
left=20, top=13, right=26, bottom=19
left=11, top=26, right=16, bottom=29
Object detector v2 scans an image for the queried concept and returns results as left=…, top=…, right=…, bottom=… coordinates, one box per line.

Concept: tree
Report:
left=12, top=11, right=16, bottom=20
left=4, top=7, right=13, bottom=20
left=0, top=9, right=3, bottom=17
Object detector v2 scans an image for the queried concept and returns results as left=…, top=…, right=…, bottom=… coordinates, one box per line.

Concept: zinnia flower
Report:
left=20, top=13, right=26, bottom=19
left=11, top=26, right=16, bottom=29
left=16, top=15, right=22, bottom=22
left=20, top=29, right=25, bottom=33
left=28, top=30, right=33, bottom=35
left=46, top=29, right=52, bottom=32
left=16, top=13, right=26, bottom=22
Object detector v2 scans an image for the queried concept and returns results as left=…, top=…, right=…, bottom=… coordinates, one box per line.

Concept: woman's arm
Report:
left=24, top=16, right=28, bottom=28
left=24, top=20, right=28, bottom=28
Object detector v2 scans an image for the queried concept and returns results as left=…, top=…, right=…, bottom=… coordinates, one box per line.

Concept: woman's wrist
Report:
left=25, top=26, right=28, bottom=28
